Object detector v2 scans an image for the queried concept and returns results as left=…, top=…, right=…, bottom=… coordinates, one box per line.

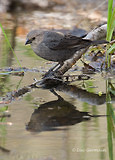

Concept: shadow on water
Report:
left=26, top=93, right=91, bottom=132
left=27, top=87, right=110, bottom=133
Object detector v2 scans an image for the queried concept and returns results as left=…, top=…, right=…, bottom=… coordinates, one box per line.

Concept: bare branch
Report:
left=84, top=24, right=107, bottom=40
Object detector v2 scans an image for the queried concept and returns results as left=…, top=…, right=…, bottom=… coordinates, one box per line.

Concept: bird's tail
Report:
left=91, top=39, right=108, bottom=46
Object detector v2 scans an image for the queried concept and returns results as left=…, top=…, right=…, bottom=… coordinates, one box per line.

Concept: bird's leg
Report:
left=49, top=63, right=61, bottom=72
left=53, top=62, right=64, bottom=71
left=43, top=63, right=60, bottom=78
left=50, top=88, right=63, bottom=100
left=43, top=62, right=63, bottom=78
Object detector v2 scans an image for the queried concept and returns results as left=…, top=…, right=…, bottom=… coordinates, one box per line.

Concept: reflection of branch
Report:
left=57, top=83, right=115, bottom=105
left=0, top=146, right=10, bottom=153
left=56, top=84, right=107, bottom=105
left=0, top=82, right=37, bottom=104
left=1, top=78, right=115, bottom=105
left=0, top=114, right=11, bottom=118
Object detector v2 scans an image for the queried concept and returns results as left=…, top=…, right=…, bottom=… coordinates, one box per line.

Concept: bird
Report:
left=25, top=30, right=108, bottom=71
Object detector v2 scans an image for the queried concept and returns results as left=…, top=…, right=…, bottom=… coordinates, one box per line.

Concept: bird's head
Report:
left=25, top=30, right=43, bottom=45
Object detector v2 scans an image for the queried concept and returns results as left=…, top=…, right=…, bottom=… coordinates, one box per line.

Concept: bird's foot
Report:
left=43, top=62, right=63, bottom=79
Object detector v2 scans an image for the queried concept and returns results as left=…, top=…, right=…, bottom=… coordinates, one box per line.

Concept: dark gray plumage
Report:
left=25, top=30, right=107, bottom=64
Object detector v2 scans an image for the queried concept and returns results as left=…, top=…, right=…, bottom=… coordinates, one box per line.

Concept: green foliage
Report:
left=0, top=106, right=9, bottom=123
left=107, top=1, right=115, bottom=41
left=0, top=23, right=24, bottom=71
left=0, top=106, right=8, bottom=112
left=106, top=80, right=115, bottom=160
left=0, top=75, right=10, bottom=96
left=106, top=0, right=115, bottom=68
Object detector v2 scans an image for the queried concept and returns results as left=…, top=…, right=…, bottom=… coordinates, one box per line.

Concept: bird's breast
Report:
left=31, top=43, right=76, bottom=62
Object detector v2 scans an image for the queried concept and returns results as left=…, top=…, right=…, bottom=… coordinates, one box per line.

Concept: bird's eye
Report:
left=32, top=37, right=35, bottom=40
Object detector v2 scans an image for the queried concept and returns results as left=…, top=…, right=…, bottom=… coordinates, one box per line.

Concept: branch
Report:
left=84, top=24, right=107, bottom=40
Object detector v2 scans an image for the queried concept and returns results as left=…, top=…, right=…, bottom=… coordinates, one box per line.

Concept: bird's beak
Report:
left=25, top=39, right=31, bottom=45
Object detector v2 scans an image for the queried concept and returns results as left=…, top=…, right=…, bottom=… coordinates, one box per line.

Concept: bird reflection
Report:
left=26, top=91, right=91, bottom=132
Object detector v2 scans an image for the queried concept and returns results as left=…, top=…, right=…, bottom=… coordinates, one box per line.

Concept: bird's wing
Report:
left=44, top=33, right=92, bottom=50
left=43, top=31, right=64, bottom=49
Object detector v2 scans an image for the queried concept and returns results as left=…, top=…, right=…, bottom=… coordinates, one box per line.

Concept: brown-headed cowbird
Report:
left=25, top=30, right=107, bottom=66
